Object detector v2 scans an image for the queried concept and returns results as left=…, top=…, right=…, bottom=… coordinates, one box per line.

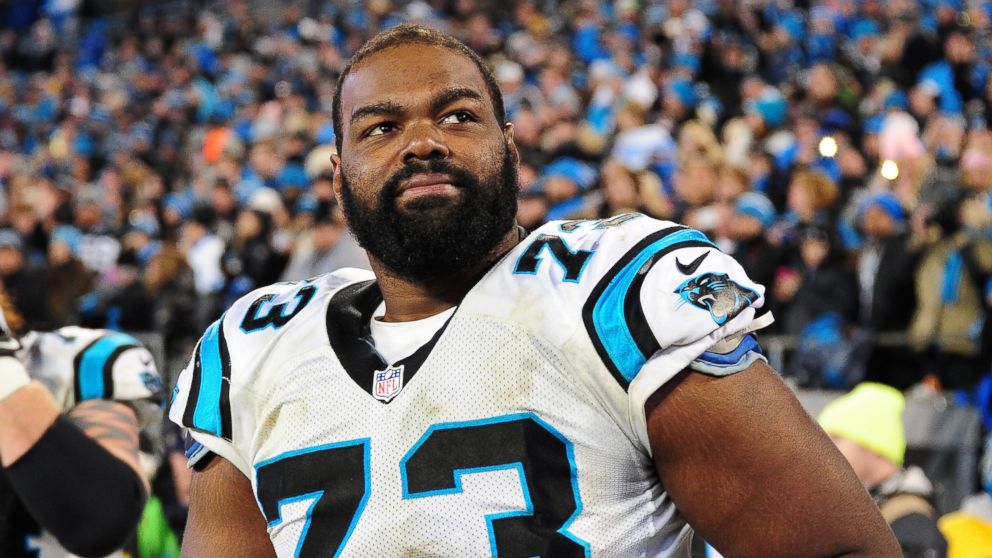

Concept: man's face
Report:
left=334, top=43, right=519, bottom=281
left=0, top=247, right=22, bottom=276
left=862, top=205, right=895, bottom=239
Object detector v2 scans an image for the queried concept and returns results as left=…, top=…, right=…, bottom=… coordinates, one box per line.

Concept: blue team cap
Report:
left=0, top=229, right=23, bottom=250
left=163, top=193, right=194, bottom=219
left=746, top=89, right=789, bottom=128
left=51, top=225, right=82, bottom=254
left=822, top=108, right=854, bottom=133
left=543, top=158, right=597, bottom=191
left=857, top=192, right=906, bottom=224
left=884, top=90, right=909, bottom=111
left=735, top=192, right=777, bottom=229
left=276, top=163, right=309, bottom=190
left=672, top=52, right=701, bottom=74
left=315, top=122, right=335, bottom=145
left=864, top=115, right=885, bottom=135
left=849, top=19, right=880, bottom=41
left=779, top=12, right=806, bottom=42
left=668, top=79, right=698, bottom=109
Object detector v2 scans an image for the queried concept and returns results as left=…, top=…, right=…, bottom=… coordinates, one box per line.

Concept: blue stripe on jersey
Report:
left=695, top=334, right=761, bottom=367
left=77, top=332, right=140, bottom=401
left=192, top=317, right=227, bottom=437
left=590, top=228, right=715, bottom=383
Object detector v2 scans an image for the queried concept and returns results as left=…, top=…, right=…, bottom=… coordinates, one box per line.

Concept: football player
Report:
left=0, top=293, right=164, bottom=557
left=172, top=25, right=900, bottom=557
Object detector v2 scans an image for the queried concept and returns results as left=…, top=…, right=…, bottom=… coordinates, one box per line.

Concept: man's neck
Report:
left=372, top=227, right=523, bottom=322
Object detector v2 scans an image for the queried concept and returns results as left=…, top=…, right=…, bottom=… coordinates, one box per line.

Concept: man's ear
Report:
left=503, top=123, right=520, bottom=166
left=330, top=153, right=343, bottom=203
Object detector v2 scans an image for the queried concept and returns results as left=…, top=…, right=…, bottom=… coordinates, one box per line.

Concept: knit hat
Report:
left=735, top=192, right=777, bottom=229
left=857, top=192, right=906, bottom=225
left=543, top=157, right=597, bottom=191
left=667, top=79, right=698, bottom=109
left=746, top=88, right=788, bottom=128
left=818, top=382, right=907, bottom=466
left=51, top=225, right=82, bottom=255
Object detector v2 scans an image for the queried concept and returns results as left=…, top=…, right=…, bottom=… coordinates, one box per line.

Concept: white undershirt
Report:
left=368, top=302, right=455, bottom=364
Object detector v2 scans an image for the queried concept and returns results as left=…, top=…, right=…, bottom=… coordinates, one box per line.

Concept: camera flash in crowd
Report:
left=818, top=136, right=838, bottom=158
left=880, top=160, right=899, bottom=180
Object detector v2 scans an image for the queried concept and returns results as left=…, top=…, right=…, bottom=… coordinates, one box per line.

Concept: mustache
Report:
left=380, top=159, right=479, bottom=203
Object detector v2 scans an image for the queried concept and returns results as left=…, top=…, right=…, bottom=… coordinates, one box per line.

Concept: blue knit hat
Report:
left=884, top=90, right=909, bottom=111
left=746, top=89, right=788, bottom=128
left=51, top=225, right=82, bottom=255
left=735, top=192, right=777, bottom=229
left=849, top=19, right=880, bottom=41
left=667, top=79, right=698, bottom=109
left=863, top=115, right=885, bottom=135
left=543, top=158, right=597, bottom=191
left=857, top=192, right=905, bottom=224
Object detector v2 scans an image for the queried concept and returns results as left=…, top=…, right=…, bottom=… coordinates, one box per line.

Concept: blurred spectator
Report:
left=856, top=194, right=921, bottom=388
left=939, top=434, right=992, bottom=557
left=226, top=208, right=286, bottom=288
left=819, top=383, right=948, bottom=558
left=0, top=230, right=48, bottom=329
left=726, top=192, right=780, bottom=294
left=909, top=191, right=992, bottom=390
left=44, top=225, right=93, bottom=326
left=281, top=202, right=369, bottom=281
left=674, top=157, right=720, bottom=235
left=178, top=209, right=225, bottom=298
left=769, top=169, right=840, bottom=248
left=144, top=245, right=198, bottom=359
left=778, top=226, right=859, bottom=334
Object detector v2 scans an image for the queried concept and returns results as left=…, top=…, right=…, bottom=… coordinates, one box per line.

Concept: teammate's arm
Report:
left=182, top=455, right=276, bottom=558
left=0, top=357, right=148, bottom=557
left=66, top=398, right=150, bottom=493
left=646, top=359, right=901, bottom=557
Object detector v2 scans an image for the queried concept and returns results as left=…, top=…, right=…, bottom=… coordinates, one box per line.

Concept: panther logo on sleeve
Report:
left=675, top=272, right=759, bottom=325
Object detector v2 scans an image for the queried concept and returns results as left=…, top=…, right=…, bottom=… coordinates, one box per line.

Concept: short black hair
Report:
left=332, top=24, right=506, bottom=153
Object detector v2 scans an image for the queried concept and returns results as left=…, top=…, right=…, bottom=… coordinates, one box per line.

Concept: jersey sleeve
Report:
left=71, top=331, right=166, bottom=427
left=168, top=273, right=351, bottom=477
left=168, top=312, right=251, bottom=475
left=577, top=220, right=769, bottom=451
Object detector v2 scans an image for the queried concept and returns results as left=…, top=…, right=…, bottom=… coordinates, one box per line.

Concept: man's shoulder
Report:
left=23, top=326, right=163, bottom=414
left=502, top=214, right=719, bottom=293
left=28, top=326, right=148, bottom=359
left=212, top=268, right=375, bottom=359
left=224, top=268, right=374, bottom=328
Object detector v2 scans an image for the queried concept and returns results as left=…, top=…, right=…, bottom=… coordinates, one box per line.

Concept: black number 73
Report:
left=255, top=413, right=589, bottom=557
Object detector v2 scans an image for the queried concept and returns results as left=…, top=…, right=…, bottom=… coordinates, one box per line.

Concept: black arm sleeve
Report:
left=4, top=415, right=147, bottom=558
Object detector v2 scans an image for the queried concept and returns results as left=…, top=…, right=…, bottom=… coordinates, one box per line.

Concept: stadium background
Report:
left=2, top=0, right=992, bottom=552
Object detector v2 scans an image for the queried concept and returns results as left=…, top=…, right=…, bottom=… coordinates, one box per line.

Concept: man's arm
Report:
left=0, top=368, right=148, bottom=557
left=66, top=398, right=150, bottom=493
left=646, top=360, right=901, bottom=557
left=182, top=455, right=275, bottom=557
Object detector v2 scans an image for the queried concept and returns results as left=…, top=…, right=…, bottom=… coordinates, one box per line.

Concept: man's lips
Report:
left=397, top=173, right=459, bottom=200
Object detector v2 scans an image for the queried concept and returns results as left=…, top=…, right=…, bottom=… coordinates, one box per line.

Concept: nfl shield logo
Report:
left=373, top=365, right=405, bottom=403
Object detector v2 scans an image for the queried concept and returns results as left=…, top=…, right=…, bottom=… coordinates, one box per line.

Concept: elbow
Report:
left=58, top=474, right=148, bottom=557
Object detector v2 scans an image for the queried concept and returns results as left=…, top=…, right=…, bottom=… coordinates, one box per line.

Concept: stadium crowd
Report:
left=3, top=0, right=992, bottom=554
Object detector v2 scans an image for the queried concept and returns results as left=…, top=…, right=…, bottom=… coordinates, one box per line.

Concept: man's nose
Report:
left=401, top=121, right=451, bottom=163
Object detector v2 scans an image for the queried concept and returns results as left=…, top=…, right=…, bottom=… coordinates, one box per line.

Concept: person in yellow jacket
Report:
left=820, top=382, right=948, bottom=558
left=940, top=434, right=992, bottom=558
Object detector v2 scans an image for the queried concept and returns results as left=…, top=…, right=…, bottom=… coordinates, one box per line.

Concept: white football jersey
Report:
left=171, top=215, right=768, bottom=558
left=19, top=326, right=164, bottom=421
left=2, top=327, right=164, bottom=558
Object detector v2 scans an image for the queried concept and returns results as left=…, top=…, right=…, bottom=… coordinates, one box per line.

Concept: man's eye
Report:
left=440, top=111, right=475, bottom=125
left=366, top=123, right=396, bottom=137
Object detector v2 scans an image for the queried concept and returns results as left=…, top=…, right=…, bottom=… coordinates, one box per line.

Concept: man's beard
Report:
left=340, top=147, right=519, bottom=282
